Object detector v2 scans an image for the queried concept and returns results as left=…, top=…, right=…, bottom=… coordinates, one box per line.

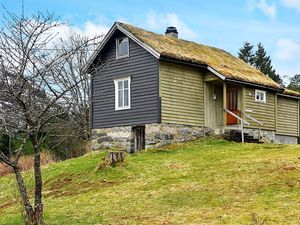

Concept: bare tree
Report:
left=0, top=11, right=100, bottom=224
left=52, top=35, right=100, bottom=143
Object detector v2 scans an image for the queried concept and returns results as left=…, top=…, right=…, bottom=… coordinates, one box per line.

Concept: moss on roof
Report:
left=119, top=22, right=280, bottom=89
left=283, top=89, right=300, bottom=97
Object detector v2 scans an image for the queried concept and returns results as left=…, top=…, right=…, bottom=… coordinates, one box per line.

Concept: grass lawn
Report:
left=0, top=138, right=299, bottom=224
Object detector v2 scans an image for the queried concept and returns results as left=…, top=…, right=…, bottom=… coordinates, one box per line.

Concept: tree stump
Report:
left=96, top=151, right=125, bottom=170
left=108, top=151, right=125, bottom=166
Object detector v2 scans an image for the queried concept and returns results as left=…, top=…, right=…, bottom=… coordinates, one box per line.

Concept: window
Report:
left=255, top=90, right=266, bottom=103
left=116, top=37, right=129, bottom=59
left=114, top=77, right=131, bottom=110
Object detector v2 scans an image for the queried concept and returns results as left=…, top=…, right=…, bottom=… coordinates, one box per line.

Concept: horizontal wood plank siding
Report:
left=204, top=71, right=219, bottom=81
left=92, top=30, right=159, bottom=128
left=244, top=87, right=276, bottom=130
left=205, top=83, right=223, bottom=127
left=160, top=61, right=204, bottom=126
left=276, top=96, right=299, bottom=136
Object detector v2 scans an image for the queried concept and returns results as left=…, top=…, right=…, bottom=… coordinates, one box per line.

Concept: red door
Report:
left=226, top=89, right=239, bottom=125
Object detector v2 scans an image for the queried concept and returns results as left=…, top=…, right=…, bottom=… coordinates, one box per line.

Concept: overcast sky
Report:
left=1, top=0, right=300, bottom=84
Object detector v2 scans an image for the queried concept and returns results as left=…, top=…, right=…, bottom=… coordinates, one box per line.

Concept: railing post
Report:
left=241, top=120, right=244, bottom=143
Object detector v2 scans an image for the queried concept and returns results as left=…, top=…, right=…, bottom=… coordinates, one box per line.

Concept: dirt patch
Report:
left=281, top=164, right=297, bottom=172
left=44, top=176, right=120, bottom=198
left=44, top=174, right=76, bottom=198
left=262, top=145, right=285, bottom=150
left=48, top=177, right=73, bottom=190
left=0, top=201, right=14, bottom=213
left=114, top=215, right=171, bottom=225
left=80, top=180, right=117, bottom=189
left=166, top=162, right=185, bottom=169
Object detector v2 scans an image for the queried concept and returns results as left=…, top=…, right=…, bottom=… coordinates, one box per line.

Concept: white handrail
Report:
left=224, top=109, right=250, bottom=126
left=241, top=111, right=263, bottom=141
left=224, top=108, right=250, bottom=143
left=241, top=111, right=264, bottom=126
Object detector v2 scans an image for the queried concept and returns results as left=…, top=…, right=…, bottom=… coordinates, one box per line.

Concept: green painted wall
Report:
left=244, top=88, right=276, bottom=130
left=276, top=95, right=299, bottom=137
left=205, top=83, right=223, bottom=128
left=159, top=61, right=204, bottom=126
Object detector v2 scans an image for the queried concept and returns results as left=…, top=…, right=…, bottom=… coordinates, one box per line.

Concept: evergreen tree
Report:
left=287, top=74, right=300, bottom=92
left=254, top=43, right=283, bottom=84
left=238, top=42, right=255, bottom=65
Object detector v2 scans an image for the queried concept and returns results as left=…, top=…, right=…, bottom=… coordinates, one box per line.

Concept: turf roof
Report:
left=119, top=22, right=281, bottom=89
left=283, top=88, right=300, bottom=97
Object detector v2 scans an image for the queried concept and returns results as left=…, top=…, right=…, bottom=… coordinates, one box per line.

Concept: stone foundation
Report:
left=92, top=123, right=215, bottom=151
left=91, top=126, right=133, bottom=151
left=243, top=128, right=276, bottom=143
left=145, top=124, right=214, bottom=149
left=92, top=124, right=297, bottom=151
left=275, top=135, right=298, bottom=144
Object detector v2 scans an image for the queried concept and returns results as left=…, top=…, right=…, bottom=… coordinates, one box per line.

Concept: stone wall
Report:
left=145, top=124, right=214, bottom=149
left=91, top=126, right=133, bottom=151
left=244, top=128, right=276, bottom=143
left=91, top=123, right=215, bottom=151
left=275, top=135, right=298, bottom=144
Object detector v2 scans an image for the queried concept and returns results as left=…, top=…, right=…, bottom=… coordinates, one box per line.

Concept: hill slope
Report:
left=0, top=139, right=300, bottom=224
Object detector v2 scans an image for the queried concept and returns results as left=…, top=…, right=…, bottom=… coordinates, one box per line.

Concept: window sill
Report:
left=115, top=106, right=131, bottom=111
left=255, top=100, right=266, bottom=104
left=116, top=55, right=129, bottom=60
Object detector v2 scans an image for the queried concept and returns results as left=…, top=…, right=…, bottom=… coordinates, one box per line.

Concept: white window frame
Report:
left=116, top=37, right=129, bottom=59
left=255, top=89, right=267, bottom=103
left=114, top=76, right=131, bottom=111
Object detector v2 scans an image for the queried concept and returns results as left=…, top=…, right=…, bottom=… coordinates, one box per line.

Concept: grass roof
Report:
left=283, top=88, right=300, bottom=97
left=119, top=22, right=280, bottom=89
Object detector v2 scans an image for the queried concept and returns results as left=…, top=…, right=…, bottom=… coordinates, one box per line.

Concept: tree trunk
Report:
left=13, top=166, right=35, bottom=224
left=32, top=137, right=43, bottom=225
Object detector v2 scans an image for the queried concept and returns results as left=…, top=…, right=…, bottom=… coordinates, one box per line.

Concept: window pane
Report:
left=256, top=94, right=259, bottom=100
left=124, top=80, right=128, bottom=89
left=118, top=81, right=123, bottom=90
left=118, top=38, right=128, bottom=57
left=118, top=90, right=123, bottom=107
left=124, top=89, right=129, bottom=106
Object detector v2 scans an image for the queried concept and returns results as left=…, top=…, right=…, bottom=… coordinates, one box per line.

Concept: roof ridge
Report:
left=118, top=22, right=280, bottom=89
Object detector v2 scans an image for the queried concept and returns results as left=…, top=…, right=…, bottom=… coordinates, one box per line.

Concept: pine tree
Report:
left=254, top=43, right=283, bottom=84
left=287, top=74, right=300, bottom=92
left=238, top=42, right=255, bottom=65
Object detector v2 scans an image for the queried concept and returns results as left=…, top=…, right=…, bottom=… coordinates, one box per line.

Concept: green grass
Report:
left=0, top=138, right=300, bottom=224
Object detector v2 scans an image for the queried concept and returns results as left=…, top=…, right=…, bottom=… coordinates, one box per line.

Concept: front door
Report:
left=226, top=88, right=239, bottom=125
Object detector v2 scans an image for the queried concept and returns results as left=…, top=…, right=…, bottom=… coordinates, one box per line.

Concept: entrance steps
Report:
left=224, top=129, right=263, bottom=143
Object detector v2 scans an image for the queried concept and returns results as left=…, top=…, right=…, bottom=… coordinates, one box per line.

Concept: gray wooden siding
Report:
left=160, top=61, right=205, bottom=126
left=91, top=30, right=159, bottom=128
left=244, top=87, right=276, bottom=130
left=276, top=96, right=299, bottom=137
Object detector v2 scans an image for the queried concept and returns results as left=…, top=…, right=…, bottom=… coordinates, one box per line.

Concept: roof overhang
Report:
left=160, top=56, right=225, bottom=80
left=225, top=78, right=281, bottom=92
left=83, top=22, right=160, bottom=73
left=207, top=66, right=226, bottom=80
left=277, top=93, right=300, bottom=99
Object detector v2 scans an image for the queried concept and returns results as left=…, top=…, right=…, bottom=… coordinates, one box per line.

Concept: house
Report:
left=84, top=22, right=300, bottom=152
